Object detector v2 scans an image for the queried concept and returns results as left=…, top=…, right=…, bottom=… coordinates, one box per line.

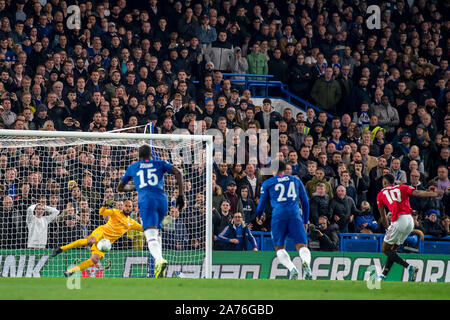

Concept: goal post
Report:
left=0, top=129, right=213, bottom=279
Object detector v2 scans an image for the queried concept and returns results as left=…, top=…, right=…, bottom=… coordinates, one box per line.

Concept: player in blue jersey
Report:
left=256, top=160, right=313, bottom=280
left=117, top=144, right=185, bottom=278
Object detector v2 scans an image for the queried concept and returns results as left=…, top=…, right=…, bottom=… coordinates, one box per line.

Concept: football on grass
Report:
left=97, top=239, right=112, bottom=252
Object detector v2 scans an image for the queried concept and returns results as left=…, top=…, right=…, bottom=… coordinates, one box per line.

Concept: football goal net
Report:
left=0, top=129, right=213, bottom=279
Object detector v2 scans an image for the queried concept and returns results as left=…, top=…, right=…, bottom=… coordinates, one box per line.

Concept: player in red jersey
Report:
left=376, top=174, right=443, bottom=281
left=377, top=174, right=443, bottom=281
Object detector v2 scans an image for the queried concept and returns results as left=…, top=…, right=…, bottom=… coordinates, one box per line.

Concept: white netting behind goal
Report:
left=0, top=132, right=208, bottom=278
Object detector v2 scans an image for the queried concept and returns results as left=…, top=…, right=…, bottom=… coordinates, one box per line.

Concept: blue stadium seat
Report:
left=339, top=233, right=383, bottom=252
left=423, top=236, right=450, bottom=254
left=342, top=239, right=379, bottom=252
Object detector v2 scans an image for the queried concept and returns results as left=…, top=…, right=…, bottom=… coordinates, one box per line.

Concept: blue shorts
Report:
left=139, top=194, right=168, bottom=230
left=271, top=217, right=307, bottom=247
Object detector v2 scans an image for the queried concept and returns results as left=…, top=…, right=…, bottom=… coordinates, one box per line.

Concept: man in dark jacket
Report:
left=309, top=215, right=340, bottom=251
left=268, top=48, right=288, bottom=83
left=212, top=200, right=233, bottom=250
left=254, top=98, right=282, bottom=130
left=289, top=54, right=312, bottom=99
left=420, top=209, right=447, bottom=238
left=309, top=182, right=331, bottom=225
left=216, top=212, right=258, bottom=251
left=330, top=185, right=361, bottom=233
left=310, top=67, right=342, bottom=115
left=239, top=185, right=257, bottom=225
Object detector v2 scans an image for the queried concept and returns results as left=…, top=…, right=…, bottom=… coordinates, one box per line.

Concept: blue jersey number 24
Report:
left=274, top=182, right=297, bottom=202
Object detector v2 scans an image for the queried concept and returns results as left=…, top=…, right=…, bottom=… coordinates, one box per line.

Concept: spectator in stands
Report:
left=310, top=67, right=342, bottom=115
left=0, top=195, right=21, bottom=249
left=421, top=209, right=448, bottom=238
left=162, top=206, right=188, bottom=250
left=212, top=199, right=232, bottom=250
left=354, top=201, right=378, bottom=233
left=239, top=185, right=256, bottom=226
left=205, top=30, right=233, bottom=73
left=254, top=98, right=282, bottom=130
left=440, top=215, right=450, bottom=236
left=26, top=199, right=60, bottom=249
left=390, top=157, right=408, bottom=185
left=216, top=211, right=258, bottom=251
left=330, top=185, right=360, bottom=233
left=223, top=180, right=242, bottom=215
left=309, top=182, right=331, bottom=225
left=309, top=215, right=339, bottom=251
left=246, top=42, right=268, bottom=96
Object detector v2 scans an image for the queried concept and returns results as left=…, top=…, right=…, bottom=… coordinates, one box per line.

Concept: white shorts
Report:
left=384, top=214, right=414, bottom=246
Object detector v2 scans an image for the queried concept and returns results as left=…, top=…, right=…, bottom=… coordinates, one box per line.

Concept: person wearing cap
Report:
left=224, top=179, right=243, bottom=215
left=195, top=14, right=217, bottom=47
left=228, top=46, right=248, bottom=86
left=420, top=209, right=447, bottom=237
left=225, top=106, right=238, bottom=128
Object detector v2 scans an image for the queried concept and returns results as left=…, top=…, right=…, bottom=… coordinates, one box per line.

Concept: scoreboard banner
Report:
left=0, top=250, right=448, bottom=282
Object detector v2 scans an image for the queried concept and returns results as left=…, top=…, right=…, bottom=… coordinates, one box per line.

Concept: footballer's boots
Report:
left=377, top=274, right=386, bottom=281
left=63, top=271, right=73, bottom=277
left=52, top=247, right=63, bottom=257
left=302, top=263, right=313, bottom=280
left=289, top=268, right=299, bottom=280
left=155, top=259, right=168, bottom=278
left=408, top=266, right=419, bottom=282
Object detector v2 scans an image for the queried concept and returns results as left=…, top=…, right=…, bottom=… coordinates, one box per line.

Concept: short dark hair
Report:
left=138, top=144, right=151, bottom=160
left=382, top=173, right=395, bottom=185
left=273, top=159, right=286, bottom=173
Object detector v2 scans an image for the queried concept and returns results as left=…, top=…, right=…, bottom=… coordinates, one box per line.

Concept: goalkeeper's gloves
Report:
left=104, top=198, right=115, bottom=208
left=176, top=195, right=185, bottom=210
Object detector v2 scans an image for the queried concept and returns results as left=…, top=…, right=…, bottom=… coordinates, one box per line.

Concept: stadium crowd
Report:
left=0, top=0, right=449, bottom=253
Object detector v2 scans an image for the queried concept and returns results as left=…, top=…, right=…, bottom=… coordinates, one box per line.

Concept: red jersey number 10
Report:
left=382, top=188, right=402, bottom=204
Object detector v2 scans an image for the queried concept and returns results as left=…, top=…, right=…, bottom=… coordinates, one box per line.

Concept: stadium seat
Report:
left=339, top=233, right=382, bottom=253
left=423, top=236, right=450, bottom=254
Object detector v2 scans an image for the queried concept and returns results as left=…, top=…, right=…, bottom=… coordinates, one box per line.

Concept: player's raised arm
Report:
left=411, top=189, right=443, bottom=198
left=172, top=166, right=185, bottom=210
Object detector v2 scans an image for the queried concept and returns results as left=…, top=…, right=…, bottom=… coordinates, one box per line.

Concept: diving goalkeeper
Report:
left=52, top=198, right=142, bottom=277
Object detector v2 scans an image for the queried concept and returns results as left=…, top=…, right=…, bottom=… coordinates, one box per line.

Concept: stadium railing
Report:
left=219, top=73, right=335, bottom=118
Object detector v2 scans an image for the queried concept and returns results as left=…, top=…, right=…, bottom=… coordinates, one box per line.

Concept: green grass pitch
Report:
left=0, top=278, right=449, bottom=300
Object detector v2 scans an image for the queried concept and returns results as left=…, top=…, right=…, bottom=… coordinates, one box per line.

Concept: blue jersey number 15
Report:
left=137, top=169, right=159, bottom=188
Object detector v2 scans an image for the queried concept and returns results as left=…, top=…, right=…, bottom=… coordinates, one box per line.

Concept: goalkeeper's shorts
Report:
left=89, top=226, right=107, bottom=259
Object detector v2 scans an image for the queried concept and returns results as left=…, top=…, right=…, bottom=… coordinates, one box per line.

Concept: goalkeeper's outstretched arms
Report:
left=172, top=166, right=185, bottom=210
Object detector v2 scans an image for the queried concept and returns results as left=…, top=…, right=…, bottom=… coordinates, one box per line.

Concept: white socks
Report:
left=277, top=247, right=312, bottom=275
left=277, top=249, right=296, bottom=271
left=299, top=247, right=311, bottom=267
left=144, top=228, right=164, bottom=264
